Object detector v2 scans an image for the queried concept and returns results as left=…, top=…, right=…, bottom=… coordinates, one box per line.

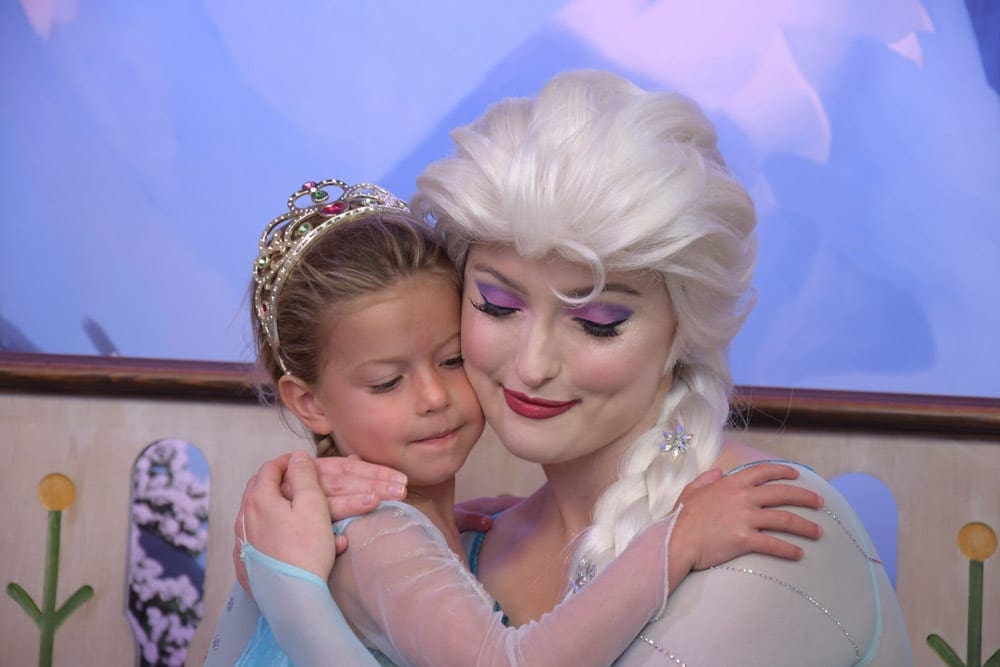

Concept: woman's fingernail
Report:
left=389, top=483, right=406, bottom=497
left=363, top=493, right=375, bottom=505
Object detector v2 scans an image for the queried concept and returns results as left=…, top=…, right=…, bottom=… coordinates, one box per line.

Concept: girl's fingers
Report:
left=751, top=484, right=824, bottom=510
left=755, top=509, right=824, bottom=540
left=746, top=532, right=805, bottom=561
left=736, top=462, right=800, bottom=486
left=285, top=452, right=332, bottom=516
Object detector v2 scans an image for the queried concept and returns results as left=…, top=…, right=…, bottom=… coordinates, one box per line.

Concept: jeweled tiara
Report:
left=252, top=179, right=410, bottom=373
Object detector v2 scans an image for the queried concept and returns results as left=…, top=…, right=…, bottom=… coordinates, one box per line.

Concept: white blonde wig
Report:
left=412, top=70, right=757, bottom=582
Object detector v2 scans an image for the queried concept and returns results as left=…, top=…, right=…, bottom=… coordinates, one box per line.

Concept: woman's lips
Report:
left=502, top=387, right=578, bottom=419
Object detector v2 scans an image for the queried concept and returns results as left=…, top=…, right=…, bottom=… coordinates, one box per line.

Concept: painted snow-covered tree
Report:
left=126, top=439, right=210, bottom=666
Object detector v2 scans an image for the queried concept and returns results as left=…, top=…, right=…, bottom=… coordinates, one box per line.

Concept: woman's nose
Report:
left=514, top=318, right=560, bottom=388
left=416, top=368, right=451, bottom=414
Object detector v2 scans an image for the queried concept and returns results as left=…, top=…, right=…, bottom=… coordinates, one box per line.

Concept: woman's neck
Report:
left=536, top=432, right=635, bottom=540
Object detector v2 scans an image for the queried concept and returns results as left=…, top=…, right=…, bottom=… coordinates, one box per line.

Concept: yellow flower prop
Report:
left=6, top=474, right=94, bottom=667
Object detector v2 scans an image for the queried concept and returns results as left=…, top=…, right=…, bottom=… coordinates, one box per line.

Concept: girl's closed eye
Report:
left=441, top=354, right=465, bottom=369
left=370, top=376, right=402, bottom=394
left=568, top=303, right=633, bottom=338
left=471, top=282, right=523, bottom=318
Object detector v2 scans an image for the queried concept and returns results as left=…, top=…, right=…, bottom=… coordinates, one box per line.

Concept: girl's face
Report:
left=300, top=273, right=484, bottom=487
left=460, top=244, right=676, bottom=466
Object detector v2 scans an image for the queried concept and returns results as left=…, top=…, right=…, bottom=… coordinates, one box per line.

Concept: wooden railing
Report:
left=2, top=352, right=998, bottom=437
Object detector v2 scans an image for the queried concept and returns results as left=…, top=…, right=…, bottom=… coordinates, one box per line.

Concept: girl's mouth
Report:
left=412, top=427, right=459, bottom=445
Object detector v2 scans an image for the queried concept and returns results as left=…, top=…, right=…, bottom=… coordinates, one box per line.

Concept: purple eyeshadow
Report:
left=476, top=282, right=524, bottom=308
left=568, top=303, right=633, bottom=324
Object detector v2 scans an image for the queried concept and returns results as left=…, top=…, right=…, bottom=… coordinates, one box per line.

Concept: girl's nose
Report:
left=416, top=368, right=451, bottom=414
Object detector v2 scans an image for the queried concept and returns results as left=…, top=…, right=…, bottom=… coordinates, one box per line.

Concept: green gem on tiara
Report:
left=295, top=222, right=313, bottom=237
left=310, top=189, right=329, bottom=203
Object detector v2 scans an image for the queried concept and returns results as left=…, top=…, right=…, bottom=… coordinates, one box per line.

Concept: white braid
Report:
left=574, top=362, right=730, bottom=576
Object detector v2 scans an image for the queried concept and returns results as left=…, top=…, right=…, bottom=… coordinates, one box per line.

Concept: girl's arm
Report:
left=614, top=467, right=913, bottom=666
left=248, top=458, right=823, bottom=667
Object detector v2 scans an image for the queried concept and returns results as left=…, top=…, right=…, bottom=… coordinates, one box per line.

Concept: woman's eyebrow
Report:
left=469, top=264, right=526, bottom=293
left=470, top=263, right=641, bottom=298
left=563, top=283, right=642, bottom=299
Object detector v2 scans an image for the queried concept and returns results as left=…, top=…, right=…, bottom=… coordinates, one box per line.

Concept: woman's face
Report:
left=460, top=244, right=676, bottom=466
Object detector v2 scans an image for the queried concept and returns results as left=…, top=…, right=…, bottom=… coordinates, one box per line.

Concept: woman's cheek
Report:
left=571, top=338, right=656, bottom=397
left=460, top=310, right=504, bottom=379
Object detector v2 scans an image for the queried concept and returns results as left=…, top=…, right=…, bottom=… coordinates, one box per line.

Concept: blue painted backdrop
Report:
left=2, top=0, right=998, bottom=397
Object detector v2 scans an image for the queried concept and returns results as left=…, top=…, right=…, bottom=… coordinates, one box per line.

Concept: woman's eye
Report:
left=471, top=298, right=517, bottom=318
left=471, top=282, right=521, bottom=318
left=441, top=355, right=465, bottom=368
left=575, top=318, right=627, bottom=338
left=370, top=377, right=401, bottom=394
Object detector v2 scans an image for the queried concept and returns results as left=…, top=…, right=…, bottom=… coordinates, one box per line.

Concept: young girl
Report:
left=206, top=178, right=824, bottom=665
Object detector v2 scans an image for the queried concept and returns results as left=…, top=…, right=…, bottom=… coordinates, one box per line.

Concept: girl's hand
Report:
left=670, top=463, right=825, bottom=578
left=233, top=451, right=346, bottom=594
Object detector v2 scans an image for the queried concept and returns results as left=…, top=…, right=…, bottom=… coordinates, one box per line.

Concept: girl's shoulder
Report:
left=334, top=500, right=440, bottom=541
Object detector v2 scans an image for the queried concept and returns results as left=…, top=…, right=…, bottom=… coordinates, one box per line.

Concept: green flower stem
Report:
left=928, top=633, right=965, bottom=667
left=6, top=582, right=42, bottom=624
left=39, top=510, right=63, bottom=667
left=55, top=586, right=94, bottom=628
left=968, top=559, right=983, bottom=667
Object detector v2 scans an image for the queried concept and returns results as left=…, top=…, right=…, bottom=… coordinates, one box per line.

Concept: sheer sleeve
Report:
left=240, top=542, right=382, bottom=666
left=613, top=465, right=913, bottom=667
left=203, top=582, right=266, bottom=666
left=331, top=501, right=678, bottom=667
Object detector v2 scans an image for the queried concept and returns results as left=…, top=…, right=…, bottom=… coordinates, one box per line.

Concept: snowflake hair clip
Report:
left=660, top=424, right=693, bottom=460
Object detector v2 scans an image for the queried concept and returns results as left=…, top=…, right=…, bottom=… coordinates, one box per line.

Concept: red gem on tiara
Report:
left=302, top=181, right=317, bottom=190
left=321, top=201, right=347, bottom=216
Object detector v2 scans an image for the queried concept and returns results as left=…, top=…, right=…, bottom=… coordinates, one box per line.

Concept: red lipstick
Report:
left=503, top=388, right=578, bottom=420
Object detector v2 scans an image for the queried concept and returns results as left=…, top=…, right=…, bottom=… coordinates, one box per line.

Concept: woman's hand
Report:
left=454, top=495, right=524, bottom=532
left=670, top=463, right=824, bottom=579
left=308, top=454, right=408, bottom=518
